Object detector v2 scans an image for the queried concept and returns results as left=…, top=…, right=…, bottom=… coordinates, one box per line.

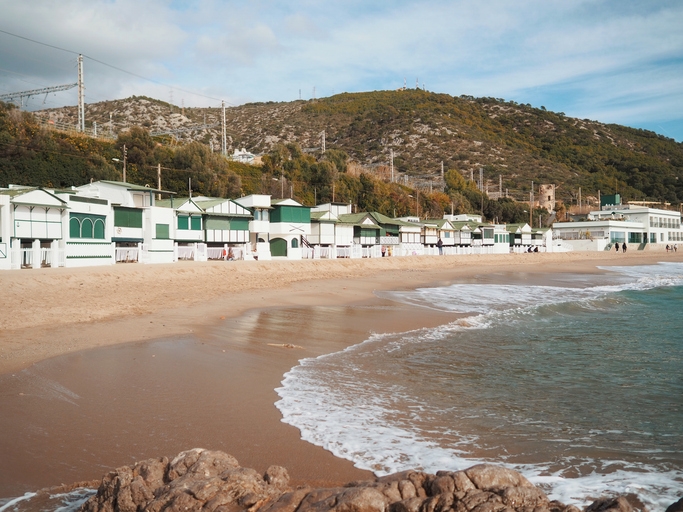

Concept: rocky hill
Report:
left=32, top=90, right=683, bottom=205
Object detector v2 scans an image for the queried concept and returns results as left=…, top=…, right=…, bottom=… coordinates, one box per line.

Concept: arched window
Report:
left=291, top=238, right=299, bottom=248
left=69, top=217, right=81, bottom=238
left=94, top=219, right=105, bottom=239
left=69, top=213, right=106, bottom=239
left=81, top=218, right=94, bottom=238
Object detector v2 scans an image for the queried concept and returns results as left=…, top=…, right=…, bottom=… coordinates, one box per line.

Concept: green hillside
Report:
left=4, top=88, right=683, bottom=221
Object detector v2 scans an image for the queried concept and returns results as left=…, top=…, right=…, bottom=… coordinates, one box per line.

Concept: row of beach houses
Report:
left=0, top=181, right=681, bottom=270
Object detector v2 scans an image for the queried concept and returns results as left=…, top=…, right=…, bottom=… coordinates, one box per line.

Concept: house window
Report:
left=610, top=231, right=626, bottom=243
left=205, top=217, right=230, bottom=230
left=230, top=218, right=249, bottom=231
left=114, top=207, right=143, bottom=228
left=69, top=213, right=106, bottom=239
left=291, top=238, right=299, bottom=248
left=177, top=215, right=189, bottom=230
left=156, top=223, right=169, bottom=239
left=191, top=216, right=202, bottom=230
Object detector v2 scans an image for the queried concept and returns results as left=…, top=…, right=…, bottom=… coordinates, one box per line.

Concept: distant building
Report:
left=538, top=184, right=556, bottom=212
left=230, top=148, right=256, bottom=164
left=553, top=204, right=682, bottom=251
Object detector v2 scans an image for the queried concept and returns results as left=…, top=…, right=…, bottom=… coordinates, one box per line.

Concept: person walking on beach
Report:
left=615, top=242, right=620, bottom=252
left=437, top=238, right=443, bottom=255
left=622, top=242, right=627, bottom=253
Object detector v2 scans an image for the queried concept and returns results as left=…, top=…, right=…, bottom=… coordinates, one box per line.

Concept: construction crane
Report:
left=0, top=83, right=77, bottom=106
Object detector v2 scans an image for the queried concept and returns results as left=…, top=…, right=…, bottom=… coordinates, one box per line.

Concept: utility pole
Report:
left=579, top=187, right=582, bottom=209
left=479, top=168, right=483, bottom=192
left=157, top=163, right=162, bottom=200
left=77, top=54, right=85, bottom=132
left=122, top=145, right=127, bottom=182
left=390, top=149, right=394, bottom=183
left=321, top=130, right=325, bottom=154
left=530, top=181, right=534, bottom=226
left=221, top=100, right=227, bottom=157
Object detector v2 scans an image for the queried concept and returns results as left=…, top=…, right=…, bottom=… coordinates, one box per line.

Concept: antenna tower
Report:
left=222, top=100, right=227, bottom=156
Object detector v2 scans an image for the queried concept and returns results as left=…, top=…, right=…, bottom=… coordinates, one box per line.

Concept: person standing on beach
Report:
left=437, top=238, right=443, bottom=255
left=622, top=242, right=627, bottom=253
left=615, top=242, right=620, bottom=252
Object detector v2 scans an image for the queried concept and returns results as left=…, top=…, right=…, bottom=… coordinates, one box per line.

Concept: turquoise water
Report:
left=276, top=263, right=683, bottom=510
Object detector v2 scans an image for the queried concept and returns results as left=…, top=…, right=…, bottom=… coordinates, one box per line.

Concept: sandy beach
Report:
left=1, top=250, right=682, bottom=499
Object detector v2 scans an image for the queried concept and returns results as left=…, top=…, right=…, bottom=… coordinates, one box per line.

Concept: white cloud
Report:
left=1, top=0, right=682, bottom=139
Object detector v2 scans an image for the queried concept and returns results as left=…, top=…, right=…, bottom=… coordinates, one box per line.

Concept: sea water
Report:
left=275, top=263, right=683, bottom=510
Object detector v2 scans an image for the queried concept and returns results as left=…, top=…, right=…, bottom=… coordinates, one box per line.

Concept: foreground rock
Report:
left=80, top=448, right=656, bottom=512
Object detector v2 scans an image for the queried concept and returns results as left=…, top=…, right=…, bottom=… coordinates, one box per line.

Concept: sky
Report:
left=1, top=0, right=682, bottom=141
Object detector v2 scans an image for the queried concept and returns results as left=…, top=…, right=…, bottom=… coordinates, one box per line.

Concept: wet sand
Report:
left=1, top=251, right=681, bottom=499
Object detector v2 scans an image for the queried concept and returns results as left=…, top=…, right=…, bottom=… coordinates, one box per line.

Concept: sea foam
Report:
left=275, top=263, right=683, bottom=510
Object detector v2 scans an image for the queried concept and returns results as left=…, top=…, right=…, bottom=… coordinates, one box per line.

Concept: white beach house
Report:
left=552, top=205, right=682, bottom=251
left=233, top=194, right=272, bottom=260
left=0, top=186, right=68, bottom=269
left=268, top=198, right=312, bottom=259
left=77, top=180, right=176, bottom=264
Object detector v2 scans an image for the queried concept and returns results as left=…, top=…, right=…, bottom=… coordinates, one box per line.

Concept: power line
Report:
left=0, top=28, right=232, bottom=106
left=0, top=83, right=77, bottom=104
left=0, top=28, right=76, bottom=55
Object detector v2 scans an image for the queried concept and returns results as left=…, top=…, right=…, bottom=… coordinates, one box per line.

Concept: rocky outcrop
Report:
left=79, top=449, right=665, bottom=512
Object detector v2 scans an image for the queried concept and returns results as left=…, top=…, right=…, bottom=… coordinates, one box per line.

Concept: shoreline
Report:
left=3, top=251, right=681, bottom=376
left=1, top=251, right=682, bottom=499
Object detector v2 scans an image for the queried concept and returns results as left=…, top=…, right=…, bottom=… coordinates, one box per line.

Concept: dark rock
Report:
left=666, top=498, right=683, bottom=512
left=585, top=497, right=634, bottom=512
left=260, top=488, right=312, bottom=512
left=388, top=496, right=422, bottom=512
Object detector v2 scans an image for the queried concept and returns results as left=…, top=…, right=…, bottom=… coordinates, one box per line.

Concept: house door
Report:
left=270, top=238, right=287, bottom=257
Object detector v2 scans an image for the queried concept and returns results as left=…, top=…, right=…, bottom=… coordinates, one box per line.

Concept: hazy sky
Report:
left=1, top=0, right=682, bottom=141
